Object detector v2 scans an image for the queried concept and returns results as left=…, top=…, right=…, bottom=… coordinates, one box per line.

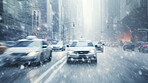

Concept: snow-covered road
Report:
left=0, top=47, right=148, bottom=83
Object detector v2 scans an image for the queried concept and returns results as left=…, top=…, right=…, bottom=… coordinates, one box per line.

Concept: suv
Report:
left=66, top=40, right=97, bottom=63
left=123, top=42, right=135, bottom=51
left=95, top=42, right=104, bottom=52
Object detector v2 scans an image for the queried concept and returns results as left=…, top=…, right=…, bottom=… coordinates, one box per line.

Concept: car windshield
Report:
left=52, top=41, right=58, bottom=45
left=98, top=42, right=102, bottom=44
left=71, top=41, right=93, bottom=47
left=14, top=41, right=41, bottom=47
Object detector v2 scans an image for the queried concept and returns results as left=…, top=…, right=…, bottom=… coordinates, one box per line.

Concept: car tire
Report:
left=34, top=62, right=41, bottom=66
left=142, top=50, right=145, bottom=53
left=132, top=49, right=134, bottom=51
left=40, top=53, right=45, bottom=65
left=101, top=49, right=104, bottom=52
left=48, top=51, right=52, bottom=61
left=67, top=60, right=71, bottom=64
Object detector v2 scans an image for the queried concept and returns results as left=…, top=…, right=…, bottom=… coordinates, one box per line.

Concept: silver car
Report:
left=2, top=36, right=52, bottom=66
left=66, top=40, right=97, bottom=63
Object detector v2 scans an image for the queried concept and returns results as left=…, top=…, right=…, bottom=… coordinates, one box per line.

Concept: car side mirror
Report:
left=95, top=45, right=98, bottom=47
left=42, top=45, right=47, bottom=48
left=102, top=44, right=105, bottom=46
left=67, top=45, right=70, bottom=47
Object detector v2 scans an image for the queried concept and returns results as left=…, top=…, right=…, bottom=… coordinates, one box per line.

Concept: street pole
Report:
left=63, top=25, right=65, bottom=45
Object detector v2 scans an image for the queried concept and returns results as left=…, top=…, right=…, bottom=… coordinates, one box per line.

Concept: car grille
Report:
left=12, top=53, right=28, bottom=56
left=74, top=51, right=89, bottom=54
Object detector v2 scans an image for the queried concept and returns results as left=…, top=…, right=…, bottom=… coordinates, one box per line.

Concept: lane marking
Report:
left=44, top=60, right=66, bottom=83
left=33, top=56, right=66, bottom=83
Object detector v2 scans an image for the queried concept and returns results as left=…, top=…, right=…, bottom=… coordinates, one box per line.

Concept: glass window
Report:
left=71, top=41, right=94, bottom=47
left=14, top=41, right=41, bottom=47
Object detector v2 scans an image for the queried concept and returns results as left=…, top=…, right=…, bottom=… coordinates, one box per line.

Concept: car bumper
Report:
left=67, top=54, right=97, bottom=61
left=3, top=56, right=37, bottom=65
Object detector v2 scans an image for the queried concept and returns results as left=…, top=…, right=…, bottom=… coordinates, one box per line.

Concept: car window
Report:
left=71, top=41, right=93, bottom=47
left=14, top=41, right=41, bottom=47
left=98, top=42, right=102, bottom=44
left=43, top=41, right=48, bottom=46
left=52, top=41, right=58, bottom=45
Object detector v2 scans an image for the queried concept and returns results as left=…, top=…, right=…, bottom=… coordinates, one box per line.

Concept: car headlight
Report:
left=4, top=52, right=12, bottom=55
left=59, top=46, right=63, bottom=48
left=90, top=50, right=96, bottom=53
left=67, top=50, right=74, bottom=54
left=27, top=52, right=39, bottom=56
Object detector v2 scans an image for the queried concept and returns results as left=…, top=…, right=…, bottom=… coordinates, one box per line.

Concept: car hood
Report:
left=51, top=45, right=62, bottom=47
left=67, top=47, right=95, bottom=51
left=5, top=47, right=41, bottom=53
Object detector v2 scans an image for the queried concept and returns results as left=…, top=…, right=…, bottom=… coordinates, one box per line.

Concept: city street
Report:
left=0, top=47, right=148, bottom=83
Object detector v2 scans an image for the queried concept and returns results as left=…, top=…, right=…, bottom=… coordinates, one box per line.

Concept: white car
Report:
left=51, top=41, right=65, bottom=51
left=66, top=40, right=97, bottom=63
left=2, top=36, right=52, bottom=66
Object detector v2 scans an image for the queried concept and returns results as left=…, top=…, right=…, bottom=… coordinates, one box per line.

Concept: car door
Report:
left=42, top=41, right=50, bottom=58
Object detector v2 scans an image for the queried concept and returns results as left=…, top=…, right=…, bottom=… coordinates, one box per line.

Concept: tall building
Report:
left=102, top=0, right=120, bottom=41
left=120, top=0, right=148, bottom=42
left=0, top=0, right=46, bottom=40
left=0, top=0, right=26, bottom=40
left=50, top=0, right=60, bottom=40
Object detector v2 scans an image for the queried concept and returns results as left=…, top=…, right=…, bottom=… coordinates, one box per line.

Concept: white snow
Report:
left=138, top=70, right=142, bottom=75
left=20, top=65, right=25, bottom=70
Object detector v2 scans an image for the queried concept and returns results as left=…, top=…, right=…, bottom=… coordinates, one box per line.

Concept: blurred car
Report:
left=51, top=41, right=65, bottom=51
left=5, top=41, right=16, bottom=47
left=66, top=40, right=97, bottom=63
left=0, top=42, right=7, bottom=54
left=2, top=36, right=52, bottom=66
left=95, top=42, right=104, bottom=52
left=111, top=42, right=119, bottom=47
left=123, top=42, right=135, bottom=51
left=138, top=42, right=148, bottom=53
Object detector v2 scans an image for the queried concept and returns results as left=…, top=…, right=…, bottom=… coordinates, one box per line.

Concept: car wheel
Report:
left=142, top=50, right=145, bottom=53
left=48, top=51, right=52, bottom=61
left=132, top=49, right=134, bottom=51
left=40, top=53, right=45, bottom=65
left=67, top=60, right=71, bottom=64
left=34, top=62, right=41, bottom=66
left=101, top=49, right=104, bottom=52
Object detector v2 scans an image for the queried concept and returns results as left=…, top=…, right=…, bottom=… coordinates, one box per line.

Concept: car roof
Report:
left=18, top=39, right=43, bottom=41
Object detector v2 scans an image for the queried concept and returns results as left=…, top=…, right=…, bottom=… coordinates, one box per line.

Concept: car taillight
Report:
left=124, top=44, right=126, bottom=46
left=144, top=45, right=146, bottom=47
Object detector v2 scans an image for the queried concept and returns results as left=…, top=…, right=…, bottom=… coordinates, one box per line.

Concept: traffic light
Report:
left=73, top=24, right=75, bottom=27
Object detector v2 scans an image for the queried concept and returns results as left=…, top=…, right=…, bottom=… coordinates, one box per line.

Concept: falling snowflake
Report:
left=20, top=65, right=25, bottom=70
left=138, top=70, right=142, bottom=75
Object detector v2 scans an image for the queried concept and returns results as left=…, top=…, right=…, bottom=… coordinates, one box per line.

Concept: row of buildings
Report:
left=0, top=0, right=48, bottom=41
left=0, top=0, right=83, bottom=41
left=100, top=0, right=148, bottom=42
left=47, top=0, right=84, bottom=41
